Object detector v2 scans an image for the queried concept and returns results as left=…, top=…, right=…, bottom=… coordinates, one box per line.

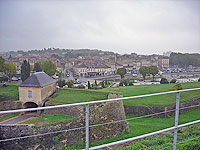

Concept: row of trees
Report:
left=21, top=60, right=57, bottom=81
left=139, top=66, right=159, bottom=80
left=0, top=56, right=57, bottom=81
left=170, top=52, right=200, bottom=67
left=116, top=66, right=159, bottom=81
left=0, top=56, right=17, bottom=78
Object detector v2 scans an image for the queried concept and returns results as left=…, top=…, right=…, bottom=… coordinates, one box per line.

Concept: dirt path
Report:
left=0, top=114, right=36, bottom=124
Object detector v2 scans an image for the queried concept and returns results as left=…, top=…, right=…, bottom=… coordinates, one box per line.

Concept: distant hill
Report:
left=25, top=48, right=116, bottom=58
left=170, top=52, right=200, bottom=67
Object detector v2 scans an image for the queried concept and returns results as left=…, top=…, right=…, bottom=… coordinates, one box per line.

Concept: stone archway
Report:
left=23, top=102, right=38, bottom=109
left=23, top=102, right=38, bottom=114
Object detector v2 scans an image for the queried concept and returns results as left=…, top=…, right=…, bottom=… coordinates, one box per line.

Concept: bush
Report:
left=120, top=77, right=130, bottom=86
left=178, top=138, right=200, bottom=150
left=160, top=78, right=169, bottom=84
left=57, top=79, right=66, bottom=88
left=0, top=76, right=8, bottom=83
left=173, top=83, right=183, bottom=90
left=170, top=79, right=177, bottom=83
left=198, top=78, right=200, bottom=82
left=129, top=82, right=133, bottom=86
left=77, top=85, right=85, bottom=89
left=66, top=80, right=74, bottom=88
left=119, top=82, right=123, bottom=86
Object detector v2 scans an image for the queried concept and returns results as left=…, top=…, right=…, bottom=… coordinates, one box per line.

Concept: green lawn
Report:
left=52, top=82, right=200, bottom=107
left=51, top=89, right=108, bottom=104
left=0, top=83, right=19, bottom=101
left=0, top=113, right=19, bottom=122
left=116, top=124, right=200, bottom=150
left=97, top=82, right=200, bottom=106
left=64, top=108, right=200, bottom=149
left=20, top=114, right=76, bottom=126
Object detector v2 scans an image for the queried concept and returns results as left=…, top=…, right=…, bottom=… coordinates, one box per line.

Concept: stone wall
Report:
left=124, top=98, right=200, bottom=117
left=0, top=101, right=22, bottom=111
left=0, top=100, right=128, bottom=149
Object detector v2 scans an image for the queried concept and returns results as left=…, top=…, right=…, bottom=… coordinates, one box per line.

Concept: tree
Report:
left=160, top=78, right=169, bottom=84
left=139, top=66, right=149, bottom=80
left=94, top=80, right=97, bottom=86
left=33, top=63, right=42, bottom=72
left=116, top=68, right=127, bottom=79
left=39, top=61, right=56, bottom=76
left=30, top=65, right=34, bottom=71
left=21, top=60, right=30, bottom=81
left=148, top=66, right=158, bottom=81
left=4, top=63, right=17, bottom=78
left=57, top=79, right=66, bottom=88
left=101, top=81, right=105, bottom=88
left=88, top=81, right=91, bottom=89
left=0, top=56, right=5, bottom=72
left=66, top=80, right=74, bottom=88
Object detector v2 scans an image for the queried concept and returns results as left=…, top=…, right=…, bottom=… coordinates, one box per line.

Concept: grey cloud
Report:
left=0, top=0, right=199, bottom=54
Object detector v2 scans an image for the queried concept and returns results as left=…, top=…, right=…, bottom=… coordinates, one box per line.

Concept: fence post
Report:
left=173, top=92, right=180, bottom=150
left=85, top=104, right=89, bottom=150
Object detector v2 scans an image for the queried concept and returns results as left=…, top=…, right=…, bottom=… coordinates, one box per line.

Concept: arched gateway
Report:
left=19, top=72, right=56, bottom=108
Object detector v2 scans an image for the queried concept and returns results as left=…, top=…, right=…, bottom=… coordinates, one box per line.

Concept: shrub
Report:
left=173, top=83, right=183, bottom=90
left=160, top=78, right=169, bottom=84
left=77, top=85, right=85, bottom=89
left=119, top=82, right=123, bottom=86
left=120, top=77, right=130, bottom=86
left=66, top=80, right=74, bottom=88
left=178, top=139, right=200, bottom=150
left=170, top=79, right=177, bottom=83
left=198, top=78, right=200, bottom=82
left=129, top=82, right=133, bottom=86
left=57, top=79, right=66, bottom=88
left=0, top=76, right=8, bottom=83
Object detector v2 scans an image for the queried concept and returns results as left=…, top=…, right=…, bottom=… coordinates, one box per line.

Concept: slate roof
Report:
left=19, top=72, right=56, bottom=87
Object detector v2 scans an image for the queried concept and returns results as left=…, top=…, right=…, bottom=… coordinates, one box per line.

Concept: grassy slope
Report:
left=52, top=82, right=200, bottom=106
left=65, top=108, right=200, bottom=149
left=0, top=113, right=19, bottom=122
left=97, top=82, right=200, bottom=106
left=0, top=83, right=19, bottom=101
left=51, top=89, right=108, bottom=104
left=20, top=114, right=76, bottom=126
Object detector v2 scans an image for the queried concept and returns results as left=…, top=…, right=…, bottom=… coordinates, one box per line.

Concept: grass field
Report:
left=51, top=89, right=108, bottom=104
left=116, top=124, right=200, bottom=150
left=20, top=114, right=76, bottom=126
left=64, top=108, right=200, bottom=149
left=52, top=82, right=200, bottom=106
left=0, top=113, right=19, bottom=122
left=0, top=83, right=19, bottom=101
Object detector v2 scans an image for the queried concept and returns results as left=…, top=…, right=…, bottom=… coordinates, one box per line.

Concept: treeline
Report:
left=170, top=52, right=200, bottom=67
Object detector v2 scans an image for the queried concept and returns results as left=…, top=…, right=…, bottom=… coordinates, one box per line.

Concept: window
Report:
left=28, top=90, right=32, bottom=98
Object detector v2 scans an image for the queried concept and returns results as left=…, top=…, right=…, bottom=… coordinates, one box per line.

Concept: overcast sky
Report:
left=0, top=0, right=200, bottom=55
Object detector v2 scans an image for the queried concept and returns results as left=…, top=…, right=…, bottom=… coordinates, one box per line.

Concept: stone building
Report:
left=19, top=72, right=56, bottom=108
left=158, top=56, right=169, bottom=69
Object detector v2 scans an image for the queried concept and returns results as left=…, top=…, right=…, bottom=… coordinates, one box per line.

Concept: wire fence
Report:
left=0, top=88, right=200, bottom=150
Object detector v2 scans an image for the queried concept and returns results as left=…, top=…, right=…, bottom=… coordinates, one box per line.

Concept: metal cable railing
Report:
left=0, top=88, right=200, bottom=150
